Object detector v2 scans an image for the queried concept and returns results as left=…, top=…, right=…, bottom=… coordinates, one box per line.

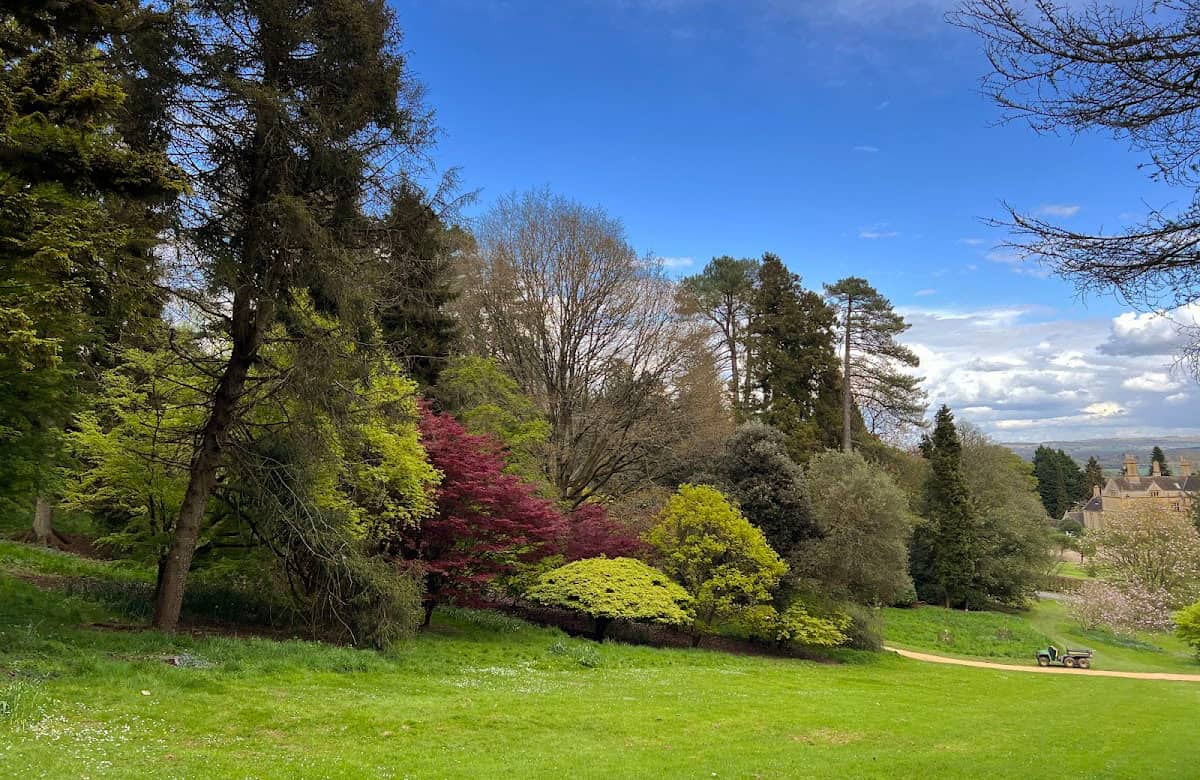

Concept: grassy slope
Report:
left=883, top=602, right=1199, bottom=674
left=2, top=543, right=1200, bottom=779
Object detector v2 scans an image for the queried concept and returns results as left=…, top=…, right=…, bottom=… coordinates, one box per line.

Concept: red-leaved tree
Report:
left=401, top=406, right=566, bottom=625
left=564, top=503, right=648, bottom=561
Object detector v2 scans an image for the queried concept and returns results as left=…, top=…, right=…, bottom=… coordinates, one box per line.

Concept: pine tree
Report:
left=1032, top=446, right=1084, bottom=518
left=824, top=277, right=925, bottom=451
left=1152, top=446, right=1172, bottom=476
left=678, top=256, right=759, bottom=414
left=914, top=406, right=980, bottom=608
left=747, top=254, right=842, bottom=456
left=149, top=0, right=434, bottom=632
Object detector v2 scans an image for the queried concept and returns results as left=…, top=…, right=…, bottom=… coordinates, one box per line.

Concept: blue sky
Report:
left=396, top=0, right=1199, bottom=442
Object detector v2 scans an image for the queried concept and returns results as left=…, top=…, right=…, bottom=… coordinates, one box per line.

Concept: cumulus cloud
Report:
left=659, top=256, right=695, bottom=269
left=899, top=304, right=1199, bottom=441
left=1099, top=306, right=1199, bottom=356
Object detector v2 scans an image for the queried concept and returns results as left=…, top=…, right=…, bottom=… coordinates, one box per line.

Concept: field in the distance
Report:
left=2, top=542, right=1199, bottom=779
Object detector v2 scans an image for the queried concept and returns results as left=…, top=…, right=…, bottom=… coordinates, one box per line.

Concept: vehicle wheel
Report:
left=1078, top=659, right=1090, bottom=669
left=1037, top=656, right=1050, bottom=667
left=1064, top=657, right=1077, bottom=668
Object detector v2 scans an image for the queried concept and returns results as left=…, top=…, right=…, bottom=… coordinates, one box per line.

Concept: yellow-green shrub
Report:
left=526, top=557, right=693, bottom=639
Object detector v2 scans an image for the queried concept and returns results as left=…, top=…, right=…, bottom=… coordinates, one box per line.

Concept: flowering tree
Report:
left=396, top=407, right=566, bottom=624
left=1069, top=579, right=1174, bottom=637
left=1092, top=505, right=1200, bottom=606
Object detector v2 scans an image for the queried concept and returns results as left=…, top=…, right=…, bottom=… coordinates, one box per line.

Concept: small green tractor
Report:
left=1035, top=645, right=1093, bottom=669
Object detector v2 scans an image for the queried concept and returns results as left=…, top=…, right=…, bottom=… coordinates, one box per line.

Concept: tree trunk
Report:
left=152, top=294, right=261, bottom=632
left=31, top=496, right=54, bottom=544
left=690, top=633, right=703, bottom=648
left=841, top=296, right=854, bottom=453
left=422, top=601, right=436, bottom=628
left=592, top=616, right=612, bottom=641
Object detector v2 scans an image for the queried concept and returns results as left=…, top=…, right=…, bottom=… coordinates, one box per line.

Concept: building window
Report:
left=1173, top=501, right=1182, bottom=511
left=1150, top=490, right=1160, bottom=497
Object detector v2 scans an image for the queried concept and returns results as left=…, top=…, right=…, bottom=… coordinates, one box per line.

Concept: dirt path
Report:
left=885, top=646, right=1200, bottom=682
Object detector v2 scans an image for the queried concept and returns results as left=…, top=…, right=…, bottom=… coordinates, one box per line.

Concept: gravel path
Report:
left=885, top=646, right=1200, bottom=682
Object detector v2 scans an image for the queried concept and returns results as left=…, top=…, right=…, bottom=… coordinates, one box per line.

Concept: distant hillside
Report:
left=1002, top=437, right=1200, bottom=473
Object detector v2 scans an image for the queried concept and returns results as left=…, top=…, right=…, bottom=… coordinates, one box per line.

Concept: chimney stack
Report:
left=1181, top=458, right=1193, bottom=476
left=1093, top=483, right=1101, bottom=498
left=1152, top=460, right=1162, bottom=477
left=1124, top=453, right=1139, bottom=478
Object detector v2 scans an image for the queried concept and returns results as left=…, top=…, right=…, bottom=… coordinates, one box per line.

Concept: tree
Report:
left=146, top=0, right=435, bottom=631
left=1092, top=504, right=1200, bottom=606
left=431, top=354, right=550, bottom=487
left=1176, top=600, right=1200, bottom=657
left=646, top=484, right=787, bottom=644
left=951, top=1, right=1200, bottom=377
left=1032, top=446, right=1084, bottom=519
left=1070, top=579, right=1174, bottom=637
left=748, top=254, right=842, bottom=455
left=465, top=189, right=688, bottom=506
left=396, top=407, right=566, bottom=625
left=912, top=406, right=981, bottom=608
left=677, top=256, right=759, bottom=413
left=1083, top=456, right=1105, bottom=494
left=561, top=503, right=648, bottom=561
left=1152, top=446, right=1173, bottom=476
left=959, top=426, right=1053, bottom=605
left=377, top=184, right=467, bottom=387
left=824, top=278, right=925, bottom=451
left=662, top=331, right=735, bottom=485
left=526, top=557, right=693, bottom=641
left=716, top=423, right=818, bottom=559
left=0, top=0, right=180, bottom=543
left=801, top=451, right=913, bottom=606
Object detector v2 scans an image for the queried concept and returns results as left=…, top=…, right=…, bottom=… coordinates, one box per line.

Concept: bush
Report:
left=1175, top=601, right=1200, bottom=657
left=841, top=603, right=884, bottom=651
left=525, top=557, right=693, bottom=640
left=733, top=602, right=849, bottom=648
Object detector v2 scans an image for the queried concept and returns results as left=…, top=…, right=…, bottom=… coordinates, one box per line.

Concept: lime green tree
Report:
left=1176, top=601, right=1200, bottom=658
left=527, top=557, right=693, bottom=640
left=734, top=602, right=850, bottom=648
left=646, top=484, right=787, bottom=644
left=0, top=0, right=180, bottom=540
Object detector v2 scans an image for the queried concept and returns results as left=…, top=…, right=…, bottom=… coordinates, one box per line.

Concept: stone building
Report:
left=1070, top=454, right=1198, bottom=531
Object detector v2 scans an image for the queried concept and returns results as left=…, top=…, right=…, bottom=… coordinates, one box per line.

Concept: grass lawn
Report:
left=883, top=601, right=1199, bottom=674
left=1051, top=560, right=1092, bottom=579
left=3, top=543, right=1200, bottom=778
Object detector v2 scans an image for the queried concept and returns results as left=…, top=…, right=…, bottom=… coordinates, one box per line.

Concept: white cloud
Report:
left=1037, top=204, right=1081, bottom=218
left=659, top=256, right=695, bottom=269
left=914, top=288, right=937, bottom=297
left=853, top=145, right=880, bottom=153
left=959, top=238, right=986, bottom=246
left=859, top=224, right=898, bottom=239
left=1099, top=305, right=1200, bottom=356
left=1122, top=371, right=1184, bottom=393
left=875, top=100, right=890, bottom=110
left=899, top=304, right=1200, bottom=441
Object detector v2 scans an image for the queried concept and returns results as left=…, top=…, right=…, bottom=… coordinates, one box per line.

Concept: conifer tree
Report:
left=914, top=406, right=980, bottom=608
left=0, top=0, right=180, bottom=542
left=748, top=254, right=842, bottom=455
left=1152, top=446, right=1172, bottom=476
left=149, top=0, right=434, bottom=632
left=678, top=256, right=759, bottom=414
left=1083, top=456, right=1105, bottom=494
left=824, top=277, right=925, bottom=451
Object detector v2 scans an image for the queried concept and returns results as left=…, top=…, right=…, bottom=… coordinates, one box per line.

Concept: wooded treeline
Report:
left=1, top=0, right=1057, bottom=649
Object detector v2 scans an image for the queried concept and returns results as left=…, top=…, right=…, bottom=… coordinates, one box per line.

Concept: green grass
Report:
left=883, top=601, right=1200, bottom=674
left=1052, top=560, right=1092, bottom=579
left=3, top=544, right=1200, bottom=778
